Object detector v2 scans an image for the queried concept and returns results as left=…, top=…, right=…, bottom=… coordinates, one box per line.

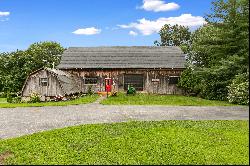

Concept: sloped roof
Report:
left=57, top=46, right=186, bottom=69
left=46, top=68, right=82, bottom=95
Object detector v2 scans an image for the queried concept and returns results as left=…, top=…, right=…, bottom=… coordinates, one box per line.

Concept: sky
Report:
left=0, top=0, right=212, bottom=52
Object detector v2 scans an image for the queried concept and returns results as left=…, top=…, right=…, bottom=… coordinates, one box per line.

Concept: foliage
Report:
left=180, top=56, right=248, bottom=101
left=101, top=93, right=235, bottom=106
left=186, top=24, right=226, bottom=68
left=0, top=95, right=99, bottom=108
left=0, top=121, right=248, bottom=165
left=5, top=91, right=22, bottom=103
left=177, top=68, right=202, bottom=96
left=177, top=0, right=249, bottom=102
left=10, top=97, right=21, bottom=104
left=227, top=72, right=249, bottom=105
left=0, top=41, right=65, bottom=94
left=0, top=92, right=6, bottom=98
left=6, top=92, right=12, bottom=103
left=154, top=24, right=191, bottom=47
left=29, top=92, right=41, bottom=103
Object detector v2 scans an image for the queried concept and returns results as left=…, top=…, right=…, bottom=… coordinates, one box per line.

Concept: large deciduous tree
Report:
left=154, top=24, right=191, bottom=48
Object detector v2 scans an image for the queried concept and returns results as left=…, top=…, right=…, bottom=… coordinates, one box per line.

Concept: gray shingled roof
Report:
left=47, top=68, right=82, bottom=95
left=57, top=46, right=186, bottom=69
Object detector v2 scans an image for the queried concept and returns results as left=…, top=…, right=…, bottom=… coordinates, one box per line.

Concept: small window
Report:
left=84, top=77, right=98, bottom=85
left=40, top=78, right=48, bottom=86
left=169, top=76, right=180, bottom=84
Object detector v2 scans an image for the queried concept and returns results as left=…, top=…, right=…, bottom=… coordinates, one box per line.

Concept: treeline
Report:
left=0, top=42, right=64, bottom=94
left=156, top=0, right=249, bottom=105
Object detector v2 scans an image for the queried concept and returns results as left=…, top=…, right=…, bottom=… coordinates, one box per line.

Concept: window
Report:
left=169, top=76, right=180, bottom=84
left=40, top=78, right=48, bottom=86
left=84, top=77, right=98, bottom=85
left=124, top=74, right=144, bottom=91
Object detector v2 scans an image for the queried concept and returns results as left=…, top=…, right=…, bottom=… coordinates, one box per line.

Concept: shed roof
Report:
left=57, top=46, right=186, bottom=69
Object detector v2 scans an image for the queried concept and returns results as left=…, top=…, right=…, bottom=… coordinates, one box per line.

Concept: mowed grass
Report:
left=0, top=98, right=7, bottom=103
left=0, top=121, right=248, bottom=165
left=101, top=93, right=236, bottom=106
left=0, top=95, right=99, bottom=108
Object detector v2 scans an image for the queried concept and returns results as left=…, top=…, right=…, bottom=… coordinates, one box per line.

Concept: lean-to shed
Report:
left=21, top=68, right=82, bottom=101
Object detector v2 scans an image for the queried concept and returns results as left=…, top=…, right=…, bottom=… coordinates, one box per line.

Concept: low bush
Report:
left=11, top=96, right=21, bottom=103
left=6, top=92, right=21, bottom=103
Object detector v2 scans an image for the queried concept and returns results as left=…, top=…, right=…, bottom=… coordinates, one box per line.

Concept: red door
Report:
left=105, top=79, right=112, bottom=92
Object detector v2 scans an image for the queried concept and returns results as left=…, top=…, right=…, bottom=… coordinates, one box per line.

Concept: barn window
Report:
left=124, top=74, right=144, bottom=91
left=84, top=77, right=98, bottom=85
left=169, top=76, right=180, bottom=84
left=40, top=78, right=48, bottom=86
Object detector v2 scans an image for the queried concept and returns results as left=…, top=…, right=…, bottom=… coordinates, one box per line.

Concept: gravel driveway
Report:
left=0, top=101, right=248, bottom=139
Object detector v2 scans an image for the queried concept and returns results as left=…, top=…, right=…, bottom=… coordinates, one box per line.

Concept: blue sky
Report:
left=0, top=0, right=212, bottom=52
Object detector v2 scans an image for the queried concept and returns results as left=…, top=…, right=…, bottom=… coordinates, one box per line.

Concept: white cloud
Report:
left=72, top=27, right=101, bottom=35
left=118, top=14, right=206, bottom=35
left=129, top=31, right=138, bottom=36
left=139, top=0, right=179, bottom=12
left=0, top=11, right=10, bottom=17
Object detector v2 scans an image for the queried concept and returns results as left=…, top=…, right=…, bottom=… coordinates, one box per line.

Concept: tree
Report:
left=25, top=41, right=65, bottom=74
left=177, top=0, right=249, bottom=103
left=154, top=24, right=191, bottom=48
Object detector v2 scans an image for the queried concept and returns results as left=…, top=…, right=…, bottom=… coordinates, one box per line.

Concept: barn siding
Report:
left=64, top=69, right=183, bottom=94
left=22, top=70, right=64, bottom=98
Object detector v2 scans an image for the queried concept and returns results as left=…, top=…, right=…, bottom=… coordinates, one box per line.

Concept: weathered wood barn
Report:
left=21, top=46, right=186, bottom=101
left=57, top=46, right=186, bottom=94
left=21, top=68, right=82, bottom=101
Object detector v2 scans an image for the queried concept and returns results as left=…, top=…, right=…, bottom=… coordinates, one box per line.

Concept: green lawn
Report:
left=0, top=95, right=99, bottom=108
left=101, top=93, right=236, bottom=106
left=0, top=98, right=7, bottom=103
left=0, top=121, right=248, bottom=165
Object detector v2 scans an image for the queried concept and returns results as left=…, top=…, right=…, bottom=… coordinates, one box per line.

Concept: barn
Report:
left=57, top=46, right=186, bottom=95
left=21, top=68, right=82, bottom=101
left=21, top=46, right=186, bottom=101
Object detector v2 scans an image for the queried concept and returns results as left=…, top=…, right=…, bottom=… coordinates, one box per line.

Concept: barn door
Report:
left=124, top=74, right=144, bottom=91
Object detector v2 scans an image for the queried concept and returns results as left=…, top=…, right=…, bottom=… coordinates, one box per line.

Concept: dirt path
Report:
left=0, top=101, right=248, bottom=139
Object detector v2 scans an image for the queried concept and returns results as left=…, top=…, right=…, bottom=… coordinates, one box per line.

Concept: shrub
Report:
left=29, top=92, right=41, bottom=103
left=6, top=92, right=21, bottom=103
left=11, top=96, right=22, bottom=103
left=177, top=68, right=202, bottom=96
left=6, top=92, right=16, bottom=103
left=227, top=72, right=249, bottom=105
